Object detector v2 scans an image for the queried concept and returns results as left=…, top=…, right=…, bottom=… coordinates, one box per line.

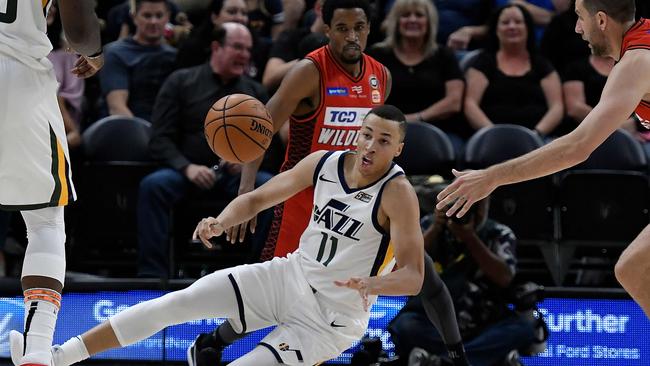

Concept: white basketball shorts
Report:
left=227, top=252, right=368, bottom=365
left=0, top=53, right=75, bottom=210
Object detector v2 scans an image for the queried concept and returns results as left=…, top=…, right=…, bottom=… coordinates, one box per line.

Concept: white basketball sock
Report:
left=23, top=289, right=61, bottom=363
left=53, top=336, right=89, bottom=366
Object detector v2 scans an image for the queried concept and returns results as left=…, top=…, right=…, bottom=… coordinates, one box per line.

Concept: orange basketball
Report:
left=204, top=94, right=274, bottom=163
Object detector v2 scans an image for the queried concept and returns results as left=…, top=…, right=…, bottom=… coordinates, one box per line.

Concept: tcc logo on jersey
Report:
left=313, top=199, right=363, bottom=240
left=323, top=107, right=370, bottom=127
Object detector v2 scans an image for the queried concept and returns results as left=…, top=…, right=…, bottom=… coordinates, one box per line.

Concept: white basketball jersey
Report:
left=0, top=0, right=53, bottom=69
left=298, top=150, right=404, bottom=315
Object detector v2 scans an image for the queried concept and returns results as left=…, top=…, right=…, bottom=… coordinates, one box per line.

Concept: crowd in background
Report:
left=0, top=0, right=649, bottom=284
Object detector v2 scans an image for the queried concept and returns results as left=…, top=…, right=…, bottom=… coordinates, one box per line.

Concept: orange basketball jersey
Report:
left=262, top=45, right=389, bottom=260
left=621, top=18, right=650, bottom=126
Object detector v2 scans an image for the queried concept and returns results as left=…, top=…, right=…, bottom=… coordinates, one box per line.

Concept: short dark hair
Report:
left=367, top=104, right=407, bottom=141
left=583, top=0, right=636, bottom=23
left=134, top=0, right=169, bottom=13
left=322, top=0, right=371, bottom=26
left=486, top=5, right=537, bottom=55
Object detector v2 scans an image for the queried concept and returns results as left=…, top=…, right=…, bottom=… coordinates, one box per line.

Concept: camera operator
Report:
left=389, top=186, right=536, bottom=366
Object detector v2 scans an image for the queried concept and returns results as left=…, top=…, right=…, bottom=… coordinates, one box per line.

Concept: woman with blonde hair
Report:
left=368, top=0, right=468, bottom=154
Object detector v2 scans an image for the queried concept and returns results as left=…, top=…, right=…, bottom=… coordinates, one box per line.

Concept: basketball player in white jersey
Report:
left=15, top=105, right=425, bottom=365
left=1, top=1, right=103, bottom=365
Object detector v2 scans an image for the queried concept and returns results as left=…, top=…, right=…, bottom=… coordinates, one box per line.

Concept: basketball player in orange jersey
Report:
left=0, top=1, right=103, bottom=366
left=234, top=0, right=391, bottom=261
left=437, top=0, right=650, bottom=317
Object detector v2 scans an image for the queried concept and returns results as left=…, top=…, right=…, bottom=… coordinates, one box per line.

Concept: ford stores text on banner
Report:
left=0, top=292, right=648, bottom=364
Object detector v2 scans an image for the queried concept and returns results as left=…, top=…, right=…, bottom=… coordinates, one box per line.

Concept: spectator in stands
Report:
left=559, top=55, right=613, bottom=135
left=104, top=0, right=187, bottom=44
left=389, top=186, right=536, bottom=366
left=464, top=4, right=563, bottom=137
left=46, top=4, right=85, bottom=150
left=540, top=1, right=590, bottom=74
left=495, top=0, right=571, bottom=41
left=438, top=0, right=494, bottom=52
left=100, top=0, right=178, bottom=121
left=261, top=0, right=326, bottom=91
left=247, top=0, right=286, bottom=40
left=175, top=0, right=271, bottom=82
left=368, top=0, right=467, bottom=154
left=137, top=23, right=273, bottom=278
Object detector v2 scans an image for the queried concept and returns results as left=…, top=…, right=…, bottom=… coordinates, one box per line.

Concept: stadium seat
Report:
left=555, top=129, right=649, bottom=286
left=464, top=125, right=557, bottom=284
left=394, top=121, right=456, bottom=178
left=559, top=129, right=649, bottom=245
left=70, top=116, right=158, bottom=276
left=464, top=125, right=554, bottom=242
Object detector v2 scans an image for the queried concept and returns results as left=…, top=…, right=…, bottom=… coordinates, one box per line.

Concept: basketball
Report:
left=204, top=94, right=274, bottom=163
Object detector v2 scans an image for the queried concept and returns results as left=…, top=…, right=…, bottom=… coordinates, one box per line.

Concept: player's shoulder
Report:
left=307, top=149, right=332, bottom=162
left=382, top=174, right=414, bottom=201
left=380, top=175, right=417, bottom=214
left=284, top=58, right=320, bottom=85
left=619, top=48, right=650, bottom=71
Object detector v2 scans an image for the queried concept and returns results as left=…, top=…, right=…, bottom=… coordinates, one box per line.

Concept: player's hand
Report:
left=71, top=53, right=104, bottom=79
left=225, top=184, right=257, bottom=244
left=184, top=164, right=217, bottom=190
left=224, top=218, right=254, bottom=244
left=193, top=217, right=225, bottom=249
left=335, top=277, right=371, bottom=312
left=436, top=169, right=497, bottom=219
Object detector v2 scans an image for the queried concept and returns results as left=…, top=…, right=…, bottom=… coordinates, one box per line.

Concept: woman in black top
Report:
left=464, top=4, right=563, bottom=136
left=367, top=0, right=466, bottom=150
left=562, top=55, right=613, bottom=131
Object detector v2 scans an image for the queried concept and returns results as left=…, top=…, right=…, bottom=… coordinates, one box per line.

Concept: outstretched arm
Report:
left=194, top=151, right=327, bottom=248
left=235, top=60, right=319, bottom=238
left=335, top=177, right=425, bottom=310
left=438, top=49, right=650, bottom=217
left=58, top=0, right=103, bottom=78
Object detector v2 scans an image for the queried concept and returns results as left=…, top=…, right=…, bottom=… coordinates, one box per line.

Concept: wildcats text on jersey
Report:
left=313, top=199, right=364, bottom=241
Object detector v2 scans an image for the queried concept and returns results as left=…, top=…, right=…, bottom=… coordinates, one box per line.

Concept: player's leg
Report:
left=419, top=254, right=470, bottom=366
left=136, top=168, right=190, bottom=278
left=228, top=346, right=282, bottom=366
left=17, top=207, right=66, bottom=366
left=51, top=268, right=245, bottom=366
left=615, top=223, right=650, bottom=318
left=187, top=320, right=247, bottom=366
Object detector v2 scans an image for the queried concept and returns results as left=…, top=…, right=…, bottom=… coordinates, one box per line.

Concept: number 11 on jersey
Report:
left=0, top=0, right=17, bottom=24
left=316, top=232, right=339, bottom=266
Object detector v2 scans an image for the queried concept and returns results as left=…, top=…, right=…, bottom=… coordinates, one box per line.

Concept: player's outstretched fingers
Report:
left=195, top=218, right=215, bottom=249
left=238, top=221, right=248, bottom=242
left=225, top=226, right=232, bottom=243
left=229, top=225, right=239, bottom=244
left=249, top=215, right=257, bottom=234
